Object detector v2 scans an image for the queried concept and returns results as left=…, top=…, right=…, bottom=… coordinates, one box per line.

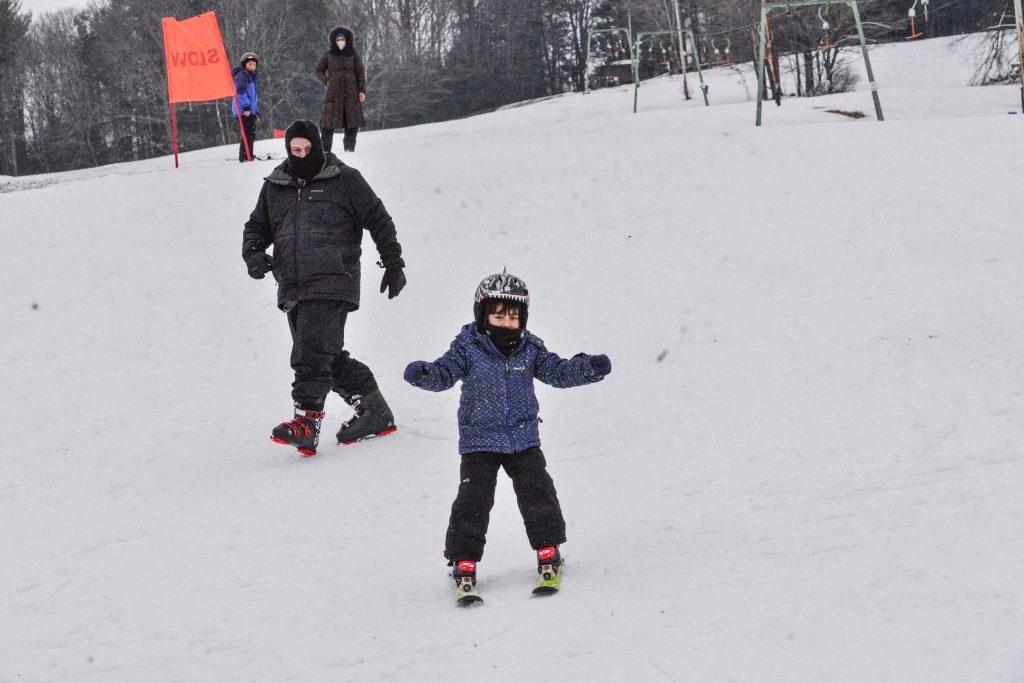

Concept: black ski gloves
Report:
left=380, top=267, right=406, bottom=299
left=404, top=361, right=428, bottom=385
left=244, top=250, right=274, bottom=279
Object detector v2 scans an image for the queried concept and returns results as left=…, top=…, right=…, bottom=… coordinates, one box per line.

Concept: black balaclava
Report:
left=480, top=299, right=526, bottom=356
left=284, top=120, right=326, bottom=181
left=329, top=26, right=356, bottom=56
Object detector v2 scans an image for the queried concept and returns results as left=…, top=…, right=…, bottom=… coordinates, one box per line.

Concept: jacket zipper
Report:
left=294, top=185, right=302, bottom=282
left=504, top=359, right=515, bottom=452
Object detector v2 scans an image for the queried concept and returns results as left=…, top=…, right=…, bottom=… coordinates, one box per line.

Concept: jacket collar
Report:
left=265, top=153, right=343, bottom=186
left=459, top=322, right=537, bottom=358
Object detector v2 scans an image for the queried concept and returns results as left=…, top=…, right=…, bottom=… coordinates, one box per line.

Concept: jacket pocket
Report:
left=304, top=232, right=350, bottom=276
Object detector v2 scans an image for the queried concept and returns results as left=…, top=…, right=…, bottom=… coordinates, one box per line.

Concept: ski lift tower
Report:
left=1013, top=0, right=1024, bottom=112
left=632, top=28, right=708, bottom=113
left=756, top=0, right=884, bottom=126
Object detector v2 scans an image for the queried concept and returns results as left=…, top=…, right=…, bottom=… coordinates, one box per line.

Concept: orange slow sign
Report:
left=161, top=12, right=234, bottom=103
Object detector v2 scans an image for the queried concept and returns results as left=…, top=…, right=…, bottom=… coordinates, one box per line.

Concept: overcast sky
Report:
left=21, top=0, right=89, bottom=18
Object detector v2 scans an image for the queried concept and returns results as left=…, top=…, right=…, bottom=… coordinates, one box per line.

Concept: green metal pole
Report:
left=848, top=0, right=884, bottom=121
left=585, top=29, right=593, bottom=95
left=756, top=3, right=768, bottom=126
left=632, top=38, right=640, bottom=114
left=672, top=0, right=691, bottom=100
left=1014, top=0, right=1024, bottom=111
left=624, top=28, right=636, bottom=113
left=688, top=28, right=709, bottom=107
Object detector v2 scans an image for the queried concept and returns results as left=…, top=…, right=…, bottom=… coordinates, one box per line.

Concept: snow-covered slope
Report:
left=2, top=35, right=1023, bottom=682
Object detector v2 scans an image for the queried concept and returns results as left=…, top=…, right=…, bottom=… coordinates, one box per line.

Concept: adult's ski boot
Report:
left=336, top=389, right=397, bottom=445
left=271, top=405, right=325, bottom=457
left=452, top=560, right=483, bottom=605
left=533, top=545, right=562, bottom=595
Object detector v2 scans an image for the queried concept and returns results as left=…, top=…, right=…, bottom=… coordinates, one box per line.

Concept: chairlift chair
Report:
left=818, top=5, right=836, bottom=50
left=712, top=38, right=733, bottom=67
left=906, top=0, right=926, bottom=40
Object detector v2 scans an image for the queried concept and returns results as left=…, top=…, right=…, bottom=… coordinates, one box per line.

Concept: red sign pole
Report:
left=233, top=94, right=252, bottom=161
left=170, top=102, right=180, bottom=168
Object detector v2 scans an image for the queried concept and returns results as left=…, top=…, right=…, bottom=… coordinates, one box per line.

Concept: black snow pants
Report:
left=238, top=113, right=257, bottom=161
left=286, top=300, right=377, bottom=410
left=444, top=447, right=566, bottom=562
left=321, top=127, right=358, bottom=153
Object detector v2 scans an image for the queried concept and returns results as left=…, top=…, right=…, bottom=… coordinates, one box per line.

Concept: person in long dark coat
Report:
left=315, top=26, right=366, bottom=153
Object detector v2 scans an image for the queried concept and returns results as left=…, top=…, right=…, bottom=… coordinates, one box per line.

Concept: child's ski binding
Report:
left=533, top=545, right=562, bottom=595
left=452, top=560, right=483, bottom=606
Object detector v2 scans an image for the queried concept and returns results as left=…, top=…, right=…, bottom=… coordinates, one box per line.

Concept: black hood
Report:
left=284, top=119, right=327, bottom=181
left=329, top=25, right=356, bottom=56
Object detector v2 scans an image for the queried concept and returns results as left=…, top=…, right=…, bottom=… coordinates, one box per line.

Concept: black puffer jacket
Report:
left=242, top=153, right=404, bottom=310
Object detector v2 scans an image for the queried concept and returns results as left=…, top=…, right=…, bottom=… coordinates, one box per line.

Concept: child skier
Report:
left=402, top=271, right=611, bottom=603
left=231, top=51, right=260, bottom=162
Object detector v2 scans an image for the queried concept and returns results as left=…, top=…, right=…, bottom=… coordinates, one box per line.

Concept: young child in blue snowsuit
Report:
left=231, top=51, right=260, bottom=162
left=403, top=271, right=612, bottom=599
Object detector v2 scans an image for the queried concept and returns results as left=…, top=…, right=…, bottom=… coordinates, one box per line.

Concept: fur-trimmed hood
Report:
left=329, top=26, right=356, bottom=56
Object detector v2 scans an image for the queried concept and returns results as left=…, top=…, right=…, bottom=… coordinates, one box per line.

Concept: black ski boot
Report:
left=335, top=389, right=397, bottom=445
left=271, top=405, right=325, bottom=457
left=452, top=560, right=482, bottom=605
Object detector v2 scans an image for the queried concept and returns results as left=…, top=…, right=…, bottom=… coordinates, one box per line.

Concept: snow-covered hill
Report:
left=2, top=34, right=1023, bottom=682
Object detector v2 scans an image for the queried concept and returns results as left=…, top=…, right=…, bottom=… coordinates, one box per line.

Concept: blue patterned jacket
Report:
left=410, top=323, right=606, bottom=454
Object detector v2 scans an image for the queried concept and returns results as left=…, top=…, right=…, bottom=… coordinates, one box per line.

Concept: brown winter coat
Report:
left=316, top=26, right=366, bottom=130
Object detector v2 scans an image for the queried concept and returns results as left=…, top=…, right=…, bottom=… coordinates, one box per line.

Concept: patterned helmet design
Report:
left=473, top=270, right=529, bottom=331
left=473, top=271, right=529, bottom=306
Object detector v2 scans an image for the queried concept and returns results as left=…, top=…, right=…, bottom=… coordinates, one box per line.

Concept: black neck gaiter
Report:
left=287, top=152, right=325, bottom=181
left=485, top=324, right=522, bottom=356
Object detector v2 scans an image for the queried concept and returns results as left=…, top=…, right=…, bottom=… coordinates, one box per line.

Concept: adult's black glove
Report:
left=380, top=267, right=406, bottom=299
left=244, top=251, right=274, bottom=279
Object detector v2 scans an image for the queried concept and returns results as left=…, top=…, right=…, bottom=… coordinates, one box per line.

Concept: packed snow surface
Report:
left=2, top=35, right=1023, bottom=682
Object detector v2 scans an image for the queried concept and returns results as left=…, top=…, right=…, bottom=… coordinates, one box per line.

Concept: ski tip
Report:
left=298, top=448, right=317, bottom=457
left=531, top=586, right=559, bottom=596
left=456, top=595, right=484, bottom=607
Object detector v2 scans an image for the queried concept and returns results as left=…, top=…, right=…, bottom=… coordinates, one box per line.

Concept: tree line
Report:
left=0, top=0, right=1009, bottom=176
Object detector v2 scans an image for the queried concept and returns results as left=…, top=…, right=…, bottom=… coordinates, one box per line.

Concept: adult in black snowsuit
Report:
left=315, top=26, right=366, bottom=153
left=242, top=120, right=407, bottom=456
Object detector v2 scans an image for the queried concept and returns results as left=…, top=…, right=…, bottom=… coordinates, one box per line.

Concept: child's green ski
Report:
left=532, top=562, right=561, bottom=595
left=455, top=576, right=483, bottom=605
left=452, top=560, right=483, bottom=606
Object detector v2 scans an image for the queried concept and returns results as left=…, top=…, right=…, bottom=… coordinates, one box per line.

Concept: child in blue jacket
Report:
left=231, top=51, right=260, bottom=162
left=403, top=271, right=611, bottom=601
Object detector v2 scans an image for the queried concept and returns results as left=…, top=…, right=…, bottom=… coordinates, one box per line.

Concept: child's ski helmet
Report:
left=473, top=270, right=529, bottom=330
